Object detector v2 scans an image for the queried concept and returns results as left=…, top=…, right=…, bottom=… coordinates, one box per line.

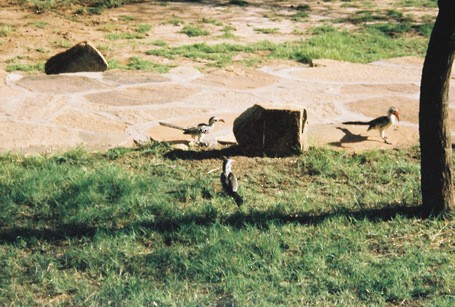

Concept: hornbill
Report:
left=220, top=157, right=244, bottom=207
left=159, top=116, right=225, bottom=144
left=342, top=106, right=399, bottom=144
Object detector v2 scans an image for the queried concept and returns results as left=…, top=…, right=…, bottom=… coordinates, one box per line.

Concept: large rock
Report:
left=45, top=41, right=108, bottom=75
left=233, top=104, right=308, bottom=156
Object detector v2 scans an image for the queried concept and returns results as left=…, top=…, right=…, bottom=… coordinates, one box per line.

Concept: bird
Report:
left=342, top=106, right=399, bottom=144
left=159, top=116, right=225, bottom=145
left=220, top=157, right=244, bottom=207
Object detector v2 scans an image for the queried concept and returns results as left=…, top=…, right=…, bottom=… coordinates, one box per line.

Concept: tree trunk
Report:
left=419, top=0, right=455, bottom=215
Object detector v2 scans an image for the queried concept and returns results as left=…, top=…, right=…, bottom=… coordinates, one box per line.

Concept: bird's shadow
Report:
left=329, top=127, right=383, bottom=148
left=164, top=144, right=261, bottom=160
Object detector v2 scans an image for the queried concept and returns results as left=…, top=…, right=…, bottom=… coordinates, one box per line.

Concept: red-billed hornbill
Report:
left=342, top=106, right=399, bottom=144
left=159, top=116, right=225, bottom=144
left=220, top=157, right=244, bottom=207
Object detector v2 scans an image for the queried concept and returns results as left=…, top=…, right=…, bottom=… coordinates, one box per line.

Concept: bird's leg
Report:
left=380, top=130, right=391, bottom=144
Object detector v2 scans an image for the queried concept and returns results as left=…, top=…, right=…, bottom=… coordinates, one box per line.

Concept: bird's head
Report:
left=388, top=107, right=399, bottom=121
left=209, top=116, right=225, bottom=125
left=222, top=156, right=236, bottom=172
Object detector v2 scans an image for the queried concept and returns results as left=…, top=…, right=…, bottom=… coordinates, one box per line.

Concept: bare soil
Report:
left=0, top=1, right=453, bottom=154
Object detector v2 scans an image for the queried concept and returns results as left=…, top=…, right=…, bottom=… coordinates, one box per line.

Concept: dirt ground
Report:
left=0, top=1, right=453, bottom=154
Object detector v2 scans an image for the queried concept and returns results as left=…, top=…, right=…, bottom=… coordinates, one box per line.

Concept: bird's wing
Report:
left=342, top=120, right=370, bottom=125
left=228, top=172, right=239, bottom=193
left=220, top=172, right=230, bottom=192
left=159, top=122, right=187, bottom=131
left=183, top=124, right=210, bottom=135
left=367, top=116, right=389, bottom=130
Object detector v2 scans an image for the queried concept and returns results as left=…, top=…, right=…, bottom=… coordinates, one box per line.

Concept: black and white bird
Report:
left=159, top=116, right=225, bottom=144
left=342, top=106, right=399, bottom=144
left=220, top=157, right=244, bottom=207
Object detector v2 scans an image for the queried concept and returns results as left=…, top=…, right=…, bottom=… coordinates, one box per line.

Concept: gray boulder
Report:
left=233, top=104, right=308, bottom=156
left=45, top=41, right=108, bottom=75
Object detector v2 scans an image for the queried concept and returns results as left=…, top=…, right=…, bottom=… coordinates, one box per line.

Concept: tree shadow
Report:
left=0, top=204, right=428, bottom=244
left=140, top=203, right=425, bottom=233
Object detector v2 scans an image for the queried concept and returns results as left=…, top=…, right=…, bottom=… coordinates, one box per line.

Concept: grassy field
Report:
left=0, top=144, right=453, bottom=305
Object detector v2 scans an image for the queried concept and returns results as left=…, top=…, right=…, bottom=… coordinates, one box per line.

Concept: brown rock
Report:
left=233, top=104, right=308, bottom=156
left=45, top=41, right=108, bottom=75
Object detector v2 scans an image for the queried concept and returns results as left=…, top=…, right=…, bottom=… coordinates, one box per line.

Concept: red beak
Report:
left=394, top=111, right=400, bottom=121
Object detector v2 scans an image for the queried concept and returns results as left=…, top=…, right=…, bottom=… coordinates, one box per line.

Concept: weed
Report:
left=107, top=32, right=146, bottom=40
left=5, top=62, right=44, bottom=72
left=202, top=18, right=223, bottom=26
left=32, top=21, right=48, bottom=29
left=254, top=28, right=280, bottom=34
left=53, top=39, right=73, bottom=49
left=119, top=15, right=135, bottom=21
left=162, top=17, right=184, bottom=26
left=136, top=24, right=152, bottom=33
left=0, top=24, right=14, bottom=37
left=152, top=40, right=168, bottom=47
left=180, top=25, right=209, bottom=37
left=127, top=56, right=171, bottom=73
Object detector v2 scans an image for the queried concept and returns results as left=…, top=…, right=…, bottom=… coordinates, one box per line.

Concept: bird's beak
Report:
left=394, top=111, right=400, bottom=121
left=219, top=119, right=225, bottom=123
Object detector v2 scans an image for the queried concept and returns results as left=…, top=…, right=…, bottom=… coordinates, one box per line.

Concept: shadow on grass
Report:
left=145, top=203, right=425, bottom=232
left=0, top=204, right=426, bottom=243
left=164, top=145, right=246, bottom=160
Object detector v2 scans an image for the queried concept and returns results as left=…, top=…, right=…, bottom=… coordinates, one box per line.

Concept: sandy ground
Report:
left=0, top=1, right=453, bottom=154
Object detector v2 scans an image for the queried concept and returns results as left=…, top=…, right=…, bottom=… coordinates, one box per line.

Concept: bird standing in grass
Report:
left=342, top=106, right=399, bottom=144
left=220, top=157, right=244, bottom=207
left=159, top=116, right=225, bottom=145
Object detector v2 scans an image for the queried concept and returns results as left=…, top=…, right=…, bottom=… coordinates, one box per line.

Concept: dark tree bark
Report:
left=419, top=0, right=455, bottom=215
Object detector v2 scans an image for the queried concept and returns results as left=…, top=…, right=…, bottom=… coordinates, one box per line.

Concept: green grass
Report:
left=107, top=32, right=146, bottom=40
left=126, top=56, right=171, bottom=73
left=0, top=24, right=14, bottom=37
left=202, top=17, right=223, bottom=26
left=135, top=23, right=152, bottom=33
left=254, top=27, right=280, bottom=34
left=162, top=17, right=185, bottom=26
left=6, top=62, right=44, bottom=72
left=32, top=21, right=48, bottom=29
left=0, top=145, right=453, bottom=305
left=397, top=0, right=437, bottom=8
left=180, top=25, right=210, bottom=37
left=145, top=26, right=427, bottom=68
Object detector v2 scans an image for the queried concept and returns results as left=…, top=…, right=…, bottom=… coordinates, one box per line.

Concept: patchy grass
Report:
left=254, top=27, right=280, bottom=34
left=5, top=62, right=45, bottom=72
left=162, top=17, right=185, bottom=26
left=0, top=24, right=15, bottom=37
left=135, top=23, right=152, bottom=33
left=126, top=56, right=171, bottom=73
left=0, top=145, right=453, bottom=305
left=180, top=25, right=210, bottom=37
left=107, top=32, right=146, bottom=40
left=145, top=26, right=427, bottom=68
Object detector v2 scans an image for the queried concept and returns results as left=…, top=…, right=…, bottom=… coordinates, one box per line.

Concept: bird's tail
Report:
left=342, top=121, right=369, bottom=125
left=159, top=122, right=186, bottom=131
left=232, top=192, right=244, bottom=206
